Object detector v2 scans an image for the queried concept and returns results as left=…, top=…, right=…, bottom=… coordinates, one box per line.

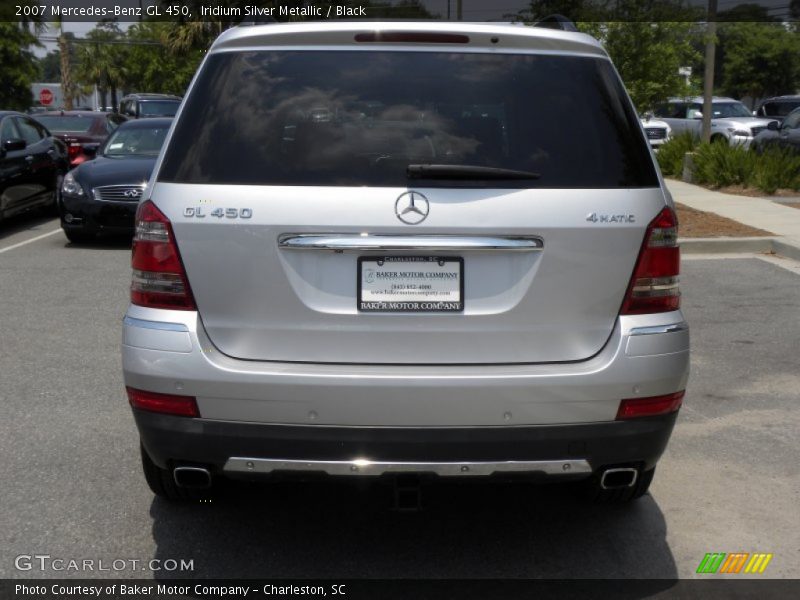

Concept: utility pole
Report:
left=701, top=0, right=717, bottom=143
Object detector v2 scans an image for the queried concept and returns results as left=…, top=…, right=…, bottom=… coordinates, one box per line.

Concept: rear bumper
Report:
left=122, top=306, right=689, bottom=428
left=135, top=409, right=678, bottom=477
left=124, top=307, right=688, bottom=474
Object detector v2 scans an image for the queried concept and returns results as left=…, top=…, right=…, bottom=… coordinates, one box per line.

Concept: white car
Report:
left=640, top=116, right=671, bottom=150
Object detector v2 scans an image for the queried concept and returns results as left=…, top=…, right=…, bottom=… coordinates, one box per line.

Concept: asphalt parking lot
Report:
left=1, top=214, right=799, bottom=580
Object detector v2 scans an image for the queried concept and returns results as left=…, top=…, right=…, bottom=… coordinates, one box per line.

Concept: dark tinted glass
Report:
left=35, top=115, right=94, bottom=133
left=784, top=109, right=800, bottom=129
left=15, top=118, right=44, bottom=144
left=763, top=101, right=800, bottom=118
left=103, top=125, right=170, bottom=156
left=0, top=117, right=20, bottom=142
left=139, top=101, right=180, bottom=117
left=159, top=51, right=657, bottom=188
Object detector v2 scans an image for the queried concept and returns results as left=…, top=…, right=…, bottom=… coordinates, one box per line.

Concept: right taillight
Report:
left=131, top=200, right=196, bottom=310
left=621, top=207, right=680, bottom=315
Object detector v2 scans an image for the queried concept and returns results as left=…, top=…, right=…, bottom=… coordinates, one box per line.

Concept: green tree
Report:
left=124, top=21, right=200, bottom=95
left=38, top=51, right=62, bottom=82
left=717, top=3, right=777, bottom=22
left=580, top=21, right=699, bottom=111
left=74, top=23, right=129, bottom=110
left=718, top=21, right=800, bottom=103
left=510, top=2, right=701, bottom=112
left=0, top=22, right=40, bottom=110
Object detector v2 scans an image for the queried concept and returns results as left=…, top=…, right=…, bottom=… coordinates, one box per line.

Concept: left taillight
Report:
left=131, top=200, right=196, bottom=310
left=126, top=387, right=199, bottom=417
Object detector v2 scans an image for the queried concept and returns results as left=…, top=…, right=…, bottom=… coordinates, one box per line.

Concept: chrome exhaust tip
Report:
left=173, top=466, right=211, bottom=489
left=600, top=467, right=638, bottom=490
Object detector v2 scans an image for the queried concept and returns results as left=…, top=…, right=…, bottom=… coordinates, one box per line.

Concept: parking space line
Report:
left=0, top=229, right=62, bottom=254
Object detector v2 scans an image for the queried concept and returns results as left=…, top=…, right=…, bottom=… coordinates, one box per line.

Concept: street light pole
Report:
left=701, top=0, right=718, bottom=143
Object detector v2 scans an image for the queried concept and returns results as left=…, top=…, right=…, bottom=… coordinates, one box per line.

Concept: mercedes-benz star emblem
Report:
left=395, top=191, right=429, bottom=225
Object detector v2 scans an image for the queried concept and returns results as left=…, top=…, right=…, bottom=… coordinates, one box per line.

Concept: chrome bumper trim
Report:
left=278, top=233, right=544, bottom=252
left=223, top=457, right=591, bottom=477
left=629, top=322, right=688, bottom=336
left=123, top=316, right=189, bottom=332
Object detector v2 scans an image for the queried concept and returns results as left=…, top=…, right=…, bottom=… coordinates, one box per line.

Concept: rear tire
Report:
left=584, top=467, right=655, bottom=503
left=140, top=444, right=211, bottom=502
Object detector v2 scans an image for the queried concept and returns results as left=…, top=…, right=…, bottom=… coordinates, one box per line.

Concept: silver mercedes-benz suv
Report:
left=122, top=21, right=689, bottom=503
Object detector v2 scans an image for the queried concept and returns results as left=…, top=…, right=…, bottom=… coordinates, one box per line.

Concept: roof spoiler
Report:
left=533, top=14, right=578, bottom=33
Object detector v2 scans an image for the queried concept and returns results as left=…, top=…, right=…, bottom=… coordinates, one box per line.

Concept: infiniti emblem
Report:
left=395, top=191, right=429, bottom=225
left=123, top=188, right=143, bottom=198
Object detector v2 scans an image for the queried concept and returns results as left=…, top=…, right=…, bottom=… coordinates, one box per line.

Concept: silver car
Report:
left=654, top=96, right=777, bottom=149
left=122, top=22, right=689, bottom=504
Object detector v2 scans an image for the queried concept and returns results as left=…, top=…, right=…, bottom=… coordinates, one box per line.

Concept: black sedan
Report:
left=1, top=111, right=69, bottom=225
left=752, top=107, right=800, bottom=155
left=59, top=118, right=172, bottom=243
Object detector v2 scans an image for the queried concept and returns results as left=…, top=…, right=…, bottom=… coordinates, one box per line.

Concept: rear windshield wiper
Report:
left=407, top=164, right=540, bottom=180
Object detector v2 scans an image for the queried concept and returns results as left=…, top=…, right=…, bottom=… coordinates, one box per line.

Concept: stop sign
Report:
left=39, top=88, right=54, bottom=106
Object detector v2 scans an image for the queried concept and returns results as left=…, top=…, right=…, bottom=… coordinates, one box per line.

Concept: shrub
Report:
left=692, top=142, right=755, bottom=188
left=751, top=147, right=800, bottom=195
left=656, top=132, right=697, bottom=177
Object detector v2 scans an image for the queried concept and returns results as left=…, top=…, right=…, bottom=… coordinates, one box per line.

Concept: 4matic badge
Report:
left=586, top=212, right=635, bottom=223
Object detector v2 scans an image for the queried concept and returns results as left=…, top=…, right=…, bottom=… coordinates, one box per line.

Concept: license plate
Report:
left=358, top=256, right=464, bottom=312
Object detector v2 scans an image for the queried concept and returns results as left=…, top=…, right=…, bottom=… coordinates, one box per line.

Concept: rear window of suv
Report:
left=159, top=51, right=657, bottom=188
left=139, top=101, right=180, bottom=117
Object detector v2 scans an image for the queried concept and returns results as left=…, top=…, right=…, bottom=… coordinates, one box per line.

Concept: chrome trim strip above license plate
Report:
left=279, top=234, right=544, bottom=252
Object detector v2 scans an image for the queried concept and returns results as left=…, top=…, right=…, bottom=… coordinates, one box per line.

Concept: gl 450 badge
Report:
left=184, top=207, right=253, bottom=219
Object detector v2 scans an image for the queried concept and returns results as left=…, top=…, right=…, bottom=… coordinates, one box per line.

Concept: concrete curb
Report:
left=772, top=239, right=800, bottom=262
left=679, top=236, right=800, bottom=261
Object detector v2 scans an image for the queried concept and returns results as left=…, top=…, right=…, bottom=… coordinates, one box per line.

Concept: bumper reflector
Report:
left=126, top=387, right=199, bottom=418
left=616, top=391, right=685, bottom=420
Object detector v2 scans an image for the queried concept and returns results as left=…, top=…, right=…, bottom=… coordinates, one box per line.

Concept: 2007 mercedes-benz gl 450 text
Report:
left=122, top=21, right=689, bottom=503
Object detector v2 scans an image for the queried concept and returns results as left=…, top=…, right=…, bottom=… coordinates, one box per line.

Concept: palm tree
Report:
left=75, top=25, right=128, bottom=111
